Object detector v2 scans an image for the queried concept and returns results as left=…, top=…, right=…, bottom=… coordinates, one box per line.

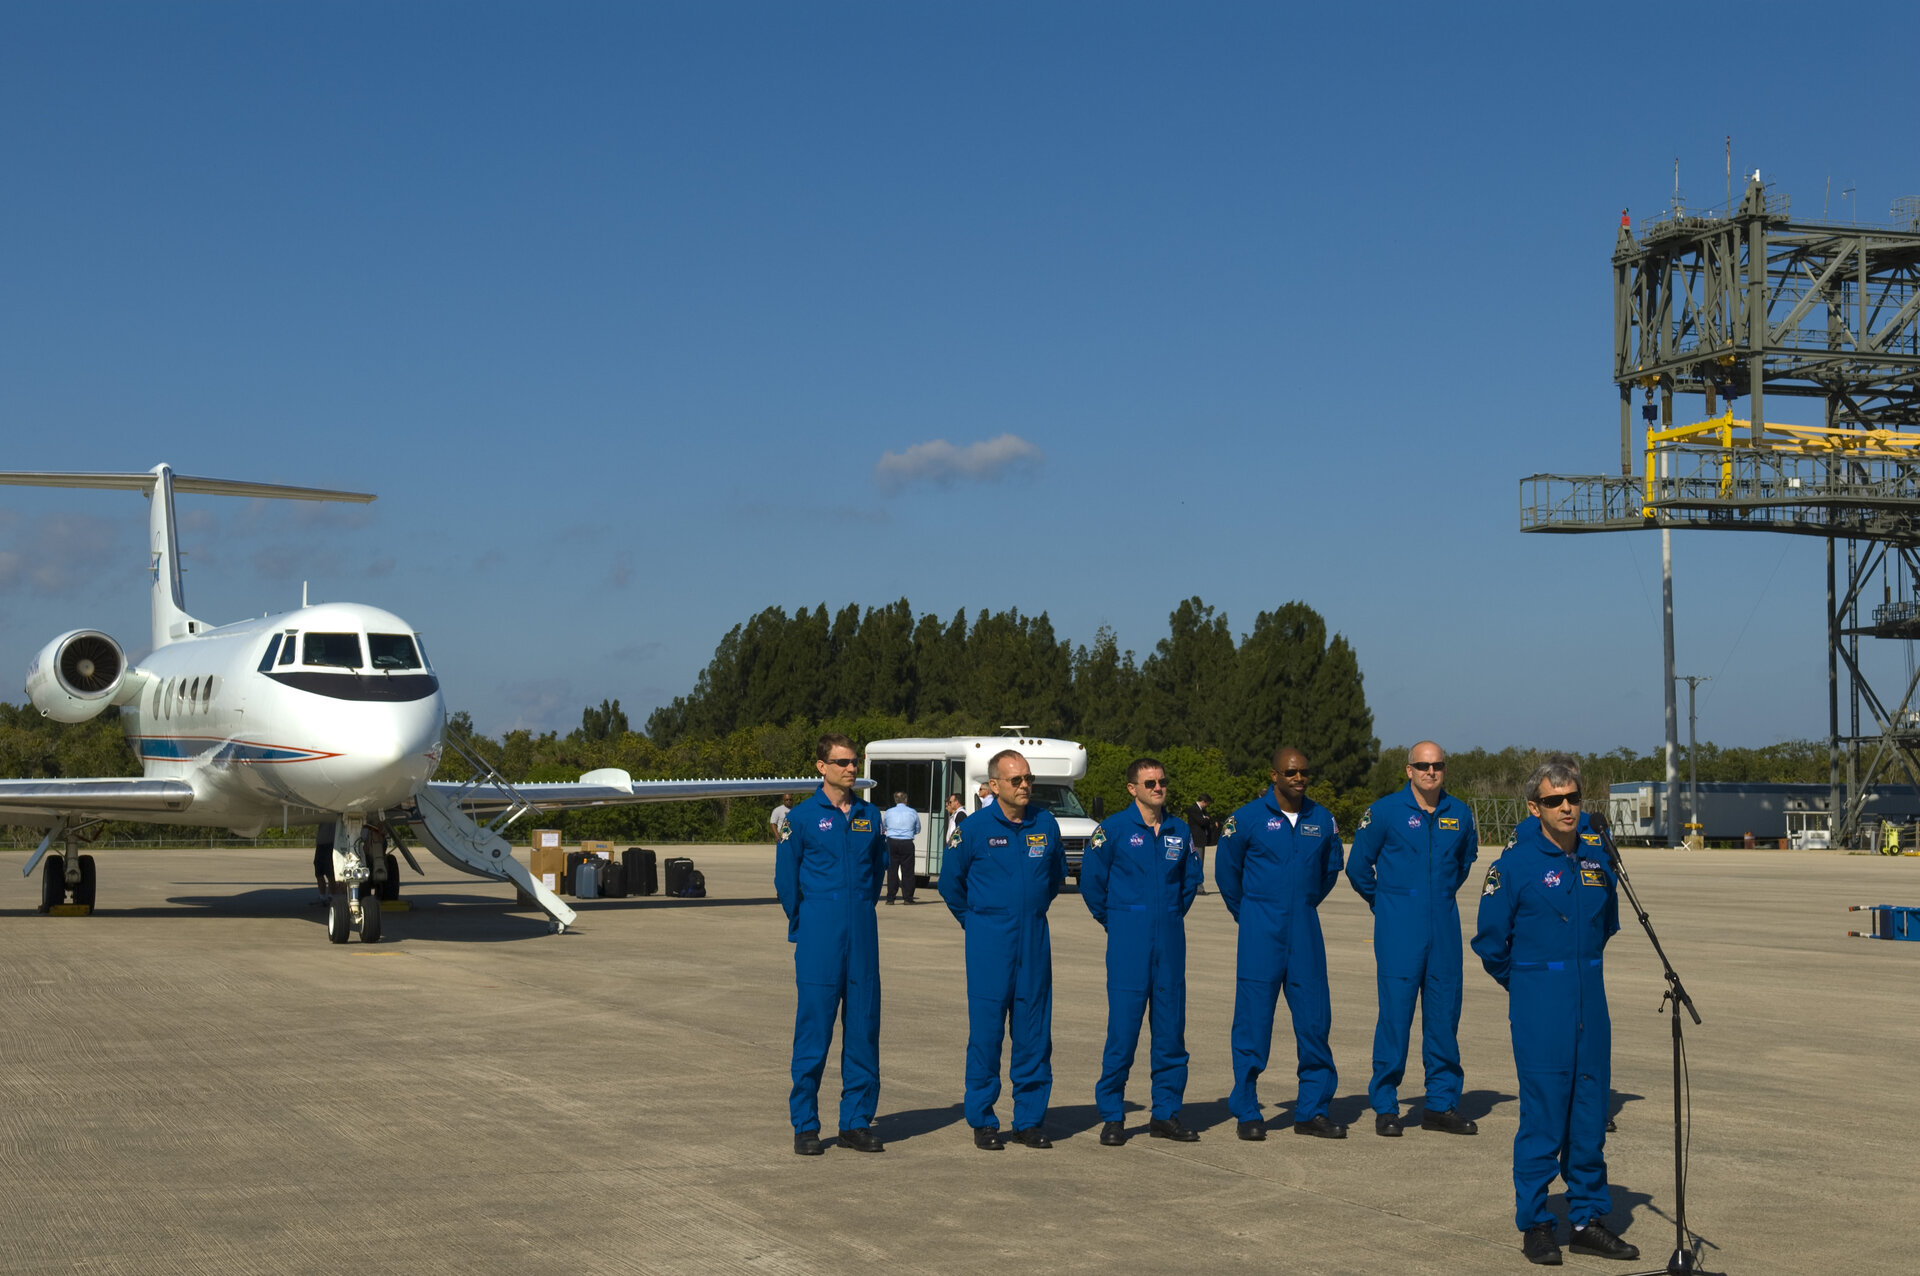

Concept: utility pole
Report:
left=1676, top=675, right=1711, bottom=847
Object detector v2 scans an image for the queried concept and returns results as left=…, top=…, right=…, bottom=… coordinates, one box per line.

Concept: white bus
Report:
left=863, top=730, right=1098, bottom=882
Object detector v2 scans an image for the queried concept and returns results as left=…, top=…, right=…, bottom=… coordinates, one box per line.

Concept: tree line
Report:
left=646, top=597, right=1378, bottom=786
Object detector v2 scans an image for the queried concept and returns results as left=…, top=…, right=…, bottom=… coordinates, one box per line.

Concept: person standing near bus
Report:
left=775, top=735, right=888, bottom=1156
left=940, top=748, right=1067, bottom=1149
left=881, top=790, right=920, bottom=905
left=1083, top=757, right=1203, bottom=1145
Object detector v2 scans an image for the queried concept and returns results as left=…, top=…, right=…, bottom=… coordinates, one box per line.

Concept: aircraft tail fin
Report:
left=0, top=465, right=376, bottom=650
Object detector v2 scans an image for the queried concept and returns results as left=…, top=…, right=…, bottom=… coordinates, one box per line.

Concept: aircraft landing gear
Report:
left=358, top=888, right=382, bottom=943
left=326, top=885, right=352, bottom=944
left=323, top=815, right=384, bottom=944
left=39, top=853, right=65, bottom=913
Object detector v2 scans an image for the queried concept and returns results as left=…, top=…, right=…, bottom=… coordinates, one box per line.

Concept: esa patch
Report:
left=1027, top=833, right=1048, bottom=857
left=1581, top=869, right=1606, bottom=887
left=1482, top=866, right=1501, bottom=895
left=988, top=836, right=1009, bottom=847
left=817, top=817, right=834, bottom=832
left=851, top=818, right=872, bottom=832
left=1222, top=816, right=1237, bottom=839
left=1543, top=869, right=1563, bottom=888
left=1129, top=834, right=1145, bottom=847
left=1580, top=859, right=1605, bottom=871
left=1439, top=817, right=1460, bottom=831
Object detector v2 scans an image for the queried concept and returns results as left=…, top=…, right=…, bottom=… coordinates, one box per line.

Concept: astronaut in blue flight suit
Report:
left=939, top=748, right=1067, bottom=1150
left=1344, top=740, right=1480, bottom=1137
left=1081, top=756, right=1204, bottom=1146
left=774, top=733, right=888, bottom=1157
left=1471, top=762, right=1640, bottom=1265
left=1215, top=746, right=1349, bottom=1140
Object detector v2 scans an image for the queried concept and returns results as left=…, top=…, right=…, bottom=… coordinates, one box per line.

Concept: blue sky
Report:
left=3, top=2, right=1918, bottom=753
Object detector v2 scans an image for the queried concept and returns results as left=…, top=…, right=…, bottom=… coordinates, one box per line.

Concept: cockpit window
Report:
left=278, top=631, right=298, bottom=666
left=412, top=634, right=432, bottom=671
left=368, top=633, right=421, bottom=671
left=303, top=632, right=364, bottom=669
left=258, top=634, right=282, bottom=671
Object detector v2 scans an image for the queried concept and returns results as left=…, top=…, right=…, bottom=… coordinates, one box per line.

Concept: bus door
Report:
left=869, top=757, right=937, bottom=877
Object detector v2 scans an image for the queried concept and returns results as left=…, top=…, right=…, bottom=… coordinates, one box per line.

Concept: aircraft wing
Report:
left=0, top=778, right=195, bottom=822
left=425, top=772, right=855, bottom=815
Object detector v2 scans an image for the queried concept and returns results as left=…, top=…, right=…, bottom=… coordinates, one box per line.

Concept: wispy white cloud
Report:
left=497, top=677, right=576, bottom=733
left=874, top=433, right=1042, bottom=494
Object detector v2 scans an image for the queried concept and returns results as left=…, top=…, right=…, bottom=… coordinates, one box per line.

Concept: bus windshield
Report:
left=1028, top=783, right=1087, bottom=820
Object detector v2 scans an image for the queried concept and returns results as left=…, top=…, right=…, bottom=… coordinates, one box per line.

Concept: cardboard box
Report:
left=530, top=844, right=567, bottom=890
left=531, top=829, right=562, bottom=852
left=581, top=840, right=614, bottom=860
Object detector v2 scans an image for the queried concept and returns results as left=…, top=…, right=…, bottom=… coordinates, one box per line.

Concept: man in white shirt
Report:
left=881, top=791, right=922, bottom=905
left=769, top=794, right=794, bottom=842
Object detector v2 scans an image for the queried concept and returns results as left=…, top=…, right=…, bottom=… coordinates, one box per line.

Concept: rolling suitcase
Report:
left=664, top=856, right=695, bottom=897
left=565, top=850, right=588, bottom=896
left=624, top=847, right=658, bottom=896
left=576, top=857, right=600, bottom=899
left=601, top=859, right=627, bottom=898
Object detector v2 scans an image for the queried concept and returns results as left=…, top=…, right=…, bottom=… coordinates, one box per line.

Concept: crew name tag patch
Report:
left=1581, top=833, right=1602, bottom=846
left=1581, top=868, right=1606, bottom=887
left=851, top=819, right=872, bottom=832
left=1300, top=823, right=1322, bottom=837
left=1026, top=833, right=1049, bottom=857
left=1438, top=817, right=1460, bottom=831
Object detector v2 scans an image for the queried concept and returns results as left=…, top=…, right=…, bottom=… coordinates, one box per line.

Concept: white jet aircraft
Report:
left=0, top=464, right=823, bottom=943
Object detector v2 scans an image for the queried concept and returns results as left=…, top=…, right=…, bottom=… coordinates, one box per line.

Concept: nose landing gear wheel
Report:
left=39, top=853, right=65, bottom=914
left=358, top=891, right=382, bottom=943
left=326, top=887, right=351, bottom=944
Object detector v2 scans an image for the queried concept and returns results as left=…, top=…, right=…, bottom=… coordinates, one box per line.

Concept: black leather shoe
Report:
left=837, top=1127, right=884, bottom=1153
left=1099, top=1121, right=1126, bottom=1146
left=884, top=899, right=895, bottom=905
left=1568, top=1221, right=1639, bottom=1260
left=1374, top=1111, right=1404, bottom=1137
left=1008, top=1126, right=1053, bottom=1149
left=1235, top=1120, right=1266, bottom=1141
left=1606, top=1115, right=1618, bottom=1132
left=1292, top=1114, right=1347, bottom=1139
left=972, top=1126, right=1004, bottom=1150
left=1148, top=1117, right=1199, bottom=1142
left=794, top=1129, right=825, bottom=1156
left=1421, top=1107, right=1478, bottom=1135
left=1521, top=1223, right=1562, bottom=1265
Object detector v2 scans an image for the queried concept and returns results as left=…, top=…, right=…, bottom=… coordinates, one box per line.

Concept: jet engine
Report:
left=25, top=629, right=128, bottom=723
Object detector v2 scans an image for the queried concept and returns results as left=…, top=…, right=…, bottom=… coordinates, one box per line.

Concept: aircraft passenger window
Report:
left=189, top=677, right=201, bottom=710
left=205, top=675, right=218, bottom=706
left=367, top=633, right=422, bottom=670
left=258, top=634, right=282, bottom=671
left=278, top=631, right=298, bottom=666
left=303, top=632, right=363, bottom=669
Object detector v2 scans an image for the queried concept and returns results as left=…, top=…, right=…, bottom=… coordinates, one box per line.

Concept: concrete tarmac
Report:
left=0, top=843, right=1912, bottom=1274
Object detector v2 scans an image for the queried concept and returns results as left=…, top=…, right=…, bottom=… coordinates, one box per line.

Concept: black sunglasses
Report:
left=1135, top=778, right=1168, bottom=789
left=1409, top=761, right=1446, bottom=772
left=1280, top=768, right=1313, bottom=778
left=998, top=775, right=1034, bottom=787
left=824, top=756, right=858, bottom=768
left=1533, top=791, right=1582, bottom=809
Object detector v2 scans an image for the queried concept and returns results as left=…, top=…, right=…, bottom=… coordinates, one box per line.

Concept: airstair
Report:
left=407, top=732, right=578, bottom=933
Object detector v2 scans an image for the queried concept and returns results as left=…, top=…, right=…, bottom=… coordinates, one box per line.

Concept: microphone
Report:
left=1586, top=811, right=1623, bottom=868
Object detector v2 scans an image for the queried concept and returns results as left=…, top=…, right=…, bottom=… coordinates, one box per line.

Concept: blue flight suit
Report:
left=1081, top=805, right=1203, bottom=1123
left=1471, top=822, right=1621, bottom=1233
left=939, top=800, right=1067, bottom=1132
left=1215, top=790, right=1344, bottom=1123
left=1345, top=784, right=1479, bottom=1115
left=775, top=786, right=887, bottom=1134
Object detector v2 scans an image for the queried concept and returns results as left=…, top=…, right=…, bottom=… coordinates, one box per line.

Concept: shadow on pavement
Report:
left=871, top=1102, right=966, bottom=1144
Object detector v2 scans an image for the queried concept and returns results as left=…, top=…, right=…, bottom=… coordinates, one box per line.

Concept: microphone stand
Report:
left=1594, top=816, right=1707, bottom=1275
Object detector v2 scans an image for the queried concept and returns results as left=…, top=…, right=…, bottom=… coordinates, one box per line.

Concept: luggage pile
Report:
left=526, top=833, right=702, bottom=899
